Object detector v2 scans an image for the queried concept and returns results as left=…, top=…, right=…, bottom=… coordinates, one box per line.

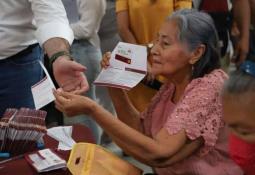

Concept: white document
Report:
left=31, top=61, right=56, bottom=110
left=94, top=42, right=147, bottom=90
left=47, top=126, right=76, bottom=150
left=26, top=148, right=66, bottom=173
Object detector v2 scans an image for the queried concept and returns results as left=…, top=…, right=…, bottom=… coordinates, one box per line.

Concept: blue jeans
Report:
left=64, top=40, right=102, bottom=143
left=0, top=44, right=44, bottom=117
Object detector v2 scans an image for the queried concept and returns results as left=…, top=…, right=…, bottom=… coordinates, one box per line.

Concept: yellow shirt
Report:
left=116, top=0, right=192, bottom=112
left=116, top=0, right=192, bottom=45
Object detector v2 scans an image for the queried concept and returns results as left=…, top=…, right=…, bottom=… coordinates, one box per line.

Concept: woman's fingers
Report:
left=55, top=102, right=64, bottom=112
left=100, top=52, right=111, bottom=69
left=53, top=89, right=71, bottom=105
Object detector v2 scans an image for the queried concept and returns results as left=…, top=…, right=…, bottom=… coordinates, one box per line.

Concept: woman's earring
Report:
left=191, top=64, right=195, bottom=76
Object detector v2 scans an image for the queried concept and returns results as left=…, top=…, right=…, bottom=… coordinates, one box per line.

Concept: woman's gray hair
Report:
left=223, top=70, right=255, bottom=95
left=167, top=9, right=221, bottom=79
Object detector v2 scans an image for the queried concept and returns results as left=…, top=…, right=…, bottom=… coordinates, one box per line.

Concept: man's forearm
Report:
left=43, top=37, right=70, bottom=57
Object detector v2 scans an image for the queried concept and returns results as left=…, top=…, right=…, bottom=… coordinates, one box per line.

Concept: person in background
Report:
left=232, top=0, right=255, bottom=65
left=222, top=60, right=255, bottom=174
left=61, top=0, right=106, bottom=143
left=99, top=0, right=120, bottom=54
left=54, top=9, right=242, bottom=174
left=0, top=0, right=88, bottom=117
left=98, top=0, right=119, bottom=145
left=193, top=0, right=232, bottom=58
left=116, top=0, right=192, bottom=113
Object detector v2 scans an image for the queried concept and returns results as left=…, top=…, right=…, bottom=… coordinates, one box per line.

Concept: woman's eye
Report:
left=162, top=42, right=171, bottom=49
left=163, top=41, right=170, bottom=45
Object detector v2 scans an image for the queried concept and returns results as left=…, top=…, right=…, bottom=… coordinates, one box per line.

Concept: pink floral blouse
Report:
left=141, top=69, right=243, bottom=175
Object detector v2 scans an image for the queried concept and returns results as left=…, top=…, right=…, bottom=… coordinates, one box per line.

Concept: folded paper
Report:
left=94, top=42, right=147, bottom=90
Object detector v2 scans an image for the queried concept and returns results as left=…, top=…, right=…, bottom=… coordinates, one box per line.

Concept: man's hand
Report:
left=43, top=38, right=88, bottom=94
left=53, top=56, right=89, bottom=94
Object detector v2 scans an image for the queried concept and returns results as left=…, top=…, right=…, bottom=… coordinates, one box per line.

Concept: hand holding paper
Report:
left=94, top=42, right=147, bottom=90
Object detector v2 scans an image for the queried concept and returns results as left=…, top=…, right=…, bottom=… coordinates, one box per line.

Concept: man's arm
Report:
left=44, top=38, right=88, bottom=94
left=29, top=0, right=74, bottom=47
left=29, top=0, right=88, bottom=93
left=43, top=38, right=70, bottom=58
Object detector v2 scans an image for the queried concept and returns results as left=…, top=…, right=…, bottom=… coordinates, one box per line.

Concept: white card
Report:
left=31, top=61, right=56, bottom=110
left=94, top=42, right=147, bottom=90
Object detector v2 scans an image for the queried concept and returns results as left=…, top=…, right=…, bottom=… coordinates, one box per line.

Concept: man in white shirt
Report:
left=0, top=0, right=88, bottom=116
left=62, top=0, right=106, bottom=143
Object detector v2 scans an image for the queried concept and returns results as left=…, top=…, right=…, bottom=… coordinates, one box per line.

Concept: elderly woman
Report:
left=116, top=0, right=192, bottom=112
left=53, top=9, right=242, bottom=174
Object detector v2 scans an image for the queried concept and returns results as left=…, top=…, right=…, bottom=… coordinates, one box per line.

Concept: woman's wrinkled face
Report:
left=223, top=92, right=255, bottom=143
left=150, top=19, right=193, bottom=78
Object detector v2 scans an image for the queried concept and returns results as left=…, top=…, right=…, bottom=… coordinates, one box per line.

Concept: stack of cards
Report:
left=0, top=108, right=47, bottom=156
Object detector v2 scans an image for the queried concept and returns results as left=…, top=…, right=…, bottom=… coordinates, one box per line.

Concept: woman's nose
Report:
left=150, top=43, right=160, bottom=56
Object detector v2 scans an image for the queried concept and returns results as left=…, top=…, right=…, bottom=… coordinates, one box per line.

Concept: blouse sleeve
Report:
left=174, top=0, right=192, bottom=10
left=165, top=71, right=227, bottom=155
left=116, top=0, right=128, bottom=13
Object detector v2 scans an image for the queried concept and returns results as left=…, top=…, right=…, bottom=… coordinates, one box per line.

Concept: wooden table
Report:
left=0, top=124, right=95, bottom=175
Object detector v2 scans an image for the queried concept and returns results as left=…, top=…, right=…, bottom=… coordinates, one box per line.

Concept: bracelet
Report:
left=49, top=51, right=73, bottom=70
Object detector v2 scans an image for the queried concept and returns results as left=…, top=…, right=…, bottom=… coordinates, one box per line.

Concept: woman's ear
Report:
left=189, top=44, right=206, bottom=65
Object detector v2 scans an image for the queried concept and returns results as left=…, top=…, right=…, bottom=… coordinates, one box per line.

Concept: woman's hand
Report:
left=143, top=53, right=156, bottom=85
left=100, top=52, right=111, bottom=69
left=53, top=89, right=96, bottom=117
left=143, top=59, right=156, bottom=84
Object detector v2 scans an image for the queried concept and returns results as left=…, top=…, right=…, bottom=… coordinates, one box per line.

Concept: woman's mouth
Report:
left=152, top=60, right=161, bottom=65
